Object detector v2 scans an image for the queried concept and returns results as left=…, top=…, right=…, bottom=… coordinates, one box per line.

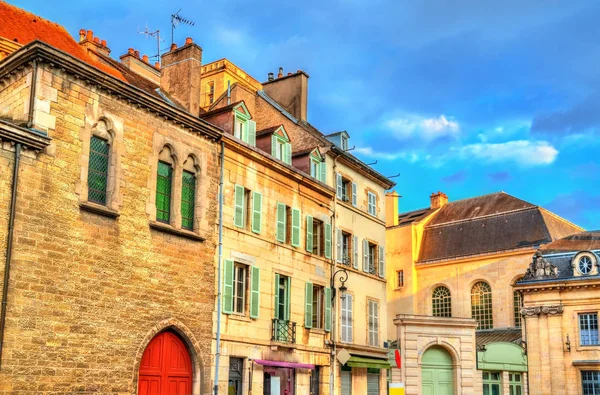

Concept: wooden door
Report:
left=421, top=346, right=453, bottom=395
left=138, top=331, right=192, bottom=395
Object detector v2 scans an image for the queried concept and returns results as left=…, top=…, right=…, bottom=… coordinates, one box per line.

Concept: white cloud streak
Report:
left=458, top=140, right=558, bottom=166
left=354, top=147, right=420, bottom=162
left=385, top=114, right=459, bottom=141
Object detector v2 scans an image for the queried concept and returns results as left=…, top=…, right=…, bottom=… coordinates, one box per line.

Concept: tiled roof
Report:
left=476, top=328, right=522, bottom=347
left=256, top=126, right=279, bottom=137
left=0, top=1, right=125, bottom=81
left=397, top=208, right=435, bottom=226
left=199, top=101, right=243, bottom=118
left=539, top=230, right=600, bottom=254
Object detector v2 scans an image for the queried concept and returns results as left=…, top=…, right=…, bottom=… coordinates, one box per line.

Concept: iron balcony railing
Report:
left=271, top=318, right=296, bottom=344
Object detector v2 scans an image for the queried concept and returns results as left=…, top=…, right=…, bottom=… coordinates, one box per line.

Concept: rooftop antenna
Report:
left=171, top=9, right=195, bottom=45
left=138, top=23, right=164, bottom=62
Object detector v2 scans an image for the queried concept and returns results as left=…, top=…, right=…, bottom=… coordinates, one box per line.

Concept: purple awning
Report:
left=253, top=359, right=315, bottom=370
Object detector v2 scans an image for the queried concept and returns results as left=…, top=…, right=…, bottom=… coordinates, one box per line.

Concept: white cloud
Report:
left=385, top=114, right=459, bottom=141
left=458, top=140, right=558, bottom=166
left=355, top=147, right=420, bottom=162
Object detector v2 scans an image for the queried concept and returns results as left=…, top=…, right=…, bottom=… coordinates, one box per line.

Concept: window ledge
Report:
left=228, top=314, right=252, bottom=323
left=310, top=328, right=327, bottom=335
left=149, top=221, right=205, bottom=242
left=79, top=201, right=120, bottom=218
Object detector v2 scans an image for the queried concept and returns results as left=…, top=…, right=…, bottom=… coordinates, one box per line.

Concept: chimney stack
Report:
left=268, top=72, right=274, bottom=81
left=277, top=67, right=283, bottom=78
left=263, top=68, right=310, bottom=121
left=120, top=47, right=161, bottom=84
left=160, top=37, right=202, bottom=116
left=430, top=191, right=448, bottom=209
left=78, top=28, right=111, bottom=57
left=386, top=191, right=400, bottom=227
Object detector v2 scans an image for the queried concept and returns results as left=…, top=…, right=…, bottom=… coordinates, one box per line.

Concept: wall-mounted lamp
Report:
left=565, top=334, right=571, bottom=353
left=520, top=340, right=528, bottom=355
left=331, top=268, right=349, bottom=301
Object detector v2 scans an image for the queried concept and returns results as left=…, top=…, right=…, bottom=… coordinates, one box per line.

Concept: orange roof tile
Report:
left=0, top=1, right=125, bottom=81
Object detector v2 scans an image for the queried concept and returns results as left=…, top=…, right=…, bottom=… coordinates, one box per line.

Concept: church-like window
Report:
left=471, top=281, right=493, bottom=330
left=432, top=286, right=452, bottom=317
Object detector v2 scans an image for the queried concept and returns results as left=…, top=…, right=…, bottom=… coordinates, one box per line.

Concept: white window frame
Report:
left=232, top=263, right=248, bottom=315
left=312, top=285, right=324, bottom=329
left=234, top=117, right=246, bottom=141
left=579, top=313, right=600, bottom=346
left=341, top=294, right=353, bottom=343
left=367, top=191, right=377, bottom=216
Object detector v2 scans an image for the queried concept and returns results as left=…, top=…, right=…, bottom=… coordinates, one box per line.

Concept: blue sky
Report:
left=14, top=0, right=600, bottom=229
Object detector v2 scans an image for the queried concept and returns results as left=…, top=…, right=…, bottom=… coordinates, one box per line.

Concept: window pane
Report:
left=432, top=286, right=452, bottom=317
left=181, top=170, right=195, bottom=230
left=514, top=291, right=523, bottom=328
left=580, top=314, right=599, bottom=345
left=582, top=371, right=600, bottom=395
left=88, top=136, right=109, bottom=204
left=471, top=282, right=493, bottom=329
left=156, top=162, right=172, bottom=222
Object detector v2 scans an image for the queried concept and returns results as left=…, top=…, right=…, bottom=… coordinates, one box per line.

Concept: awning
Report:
left=253, top=359, right=314, bottom=370
left=345, top=356, right=391, bottom=369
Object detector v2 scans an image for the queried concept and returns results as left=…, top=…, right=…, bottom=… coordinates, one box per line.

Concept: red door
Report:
left=138, top=331, right=192, bottom=395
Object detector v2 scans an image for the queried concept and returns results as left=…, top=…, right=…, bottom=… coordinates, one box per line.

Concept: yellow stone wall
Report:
left=200, top=59, right=263, bottom=110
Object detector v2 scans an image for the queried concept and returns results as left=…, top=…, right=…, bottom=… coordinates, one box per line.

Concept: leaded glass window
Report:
left=156, top=161, right=173, bottom=223
left=88, top=136, right=109, bottom=204
left=181, top=170, right=195, bottom=230
left=582, top=371, right=600, bottom=395
left=471, top=282, right=493, bottom=330
left=580, top=313, right=599, bottom=345
left=514, top=291, right=523, bottom=328
left=432, top=286, right=452, bottom=317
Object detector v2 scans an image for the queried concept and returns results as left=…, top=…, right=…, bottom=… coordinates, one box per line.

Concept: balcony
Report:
left=271, top=318, right=296, bottom=344
left=340, top=254, right=351, bottom=267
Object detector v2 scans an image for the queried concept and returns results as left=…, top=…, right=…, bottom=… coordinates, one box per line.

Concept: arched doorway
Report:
left=138, top=331, right=193, bottom=395
left=421, top=346, right=453, bottom=395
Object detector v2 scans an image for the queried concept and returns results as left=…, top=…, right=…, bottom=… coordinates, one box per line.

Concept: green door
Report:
left=421, top=346, right=454, bottom=395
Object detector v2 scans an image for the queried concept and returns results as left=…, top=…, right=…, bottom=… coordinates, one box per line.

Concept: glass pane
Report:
left=156, top=162, right=172, bottom=222
left=483, top=385, right=490, bottom=395
left=492, top=384, right=500, bottom=395
left=181, top=170, right=195, bottom=230
left=88, top=136, right=109, bottom=204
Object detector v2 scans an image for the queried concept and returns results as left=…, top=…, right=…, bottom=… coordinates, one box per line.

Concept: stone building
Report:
left=515, top=231, right=600, bottom=395
left=0, top=3, right=222, bottom=393
left=385, top=191, right=582, bottom=395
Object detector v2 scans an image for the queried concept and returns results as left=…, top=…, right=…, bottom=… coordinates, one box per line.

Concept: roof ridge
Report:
left=426, top=205, right=539, bottom=229
left=445, top=191, right=507, bottom=206
left=539, top=207, right=585, bottom=233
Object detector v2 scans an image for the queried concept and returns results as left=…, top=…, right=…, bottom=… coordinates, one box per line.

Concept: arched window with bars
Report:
left=432, top=286, right=452, bottom=317
left=471, top=281, right=493, bottom=329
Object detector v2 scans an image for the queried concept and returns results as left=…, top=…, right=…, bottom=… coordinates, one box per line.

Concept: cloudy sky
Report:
left=15, top=0, right=600, bottom=229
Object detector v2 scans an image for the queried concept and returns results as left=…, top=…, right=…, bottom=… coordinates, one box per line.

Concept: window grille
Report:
left=580, top=313, right=599, bottom=345
left=397, top=270, right=404, bottom=287
left=582, top=371, right=600, bottom=395
left=88, top=136, right=109, bottom=204
left=156, top=161, right=173, bottom=223
left=432, top=286, right=452, bottom=317
left=181, top=170, right=195, bottom=230
left=471, top=282, right=493, bottom=330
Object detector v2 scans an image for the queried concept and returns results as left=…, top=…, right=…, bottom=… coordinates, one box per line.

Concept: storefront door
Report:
left=263, top=367, right=294, bottom=395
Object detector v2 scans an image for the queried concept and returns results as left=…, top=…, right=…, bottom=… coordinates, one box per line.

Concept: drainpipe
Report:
left=329, top=152, right=339, bottom=395
left=214, top=141, right=225, bottom=395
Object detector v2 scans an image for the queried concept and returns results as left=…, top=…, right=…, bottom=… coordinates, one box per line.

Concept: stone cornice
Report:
left=0, top=41, right=223, bottom=141
left=394, top=314, right=478, bottom=328
left=514, top=276, right=600, bottom=292
left=520, top=305, right=563, bottom=317
left=0, top=119, right=51, bottom=151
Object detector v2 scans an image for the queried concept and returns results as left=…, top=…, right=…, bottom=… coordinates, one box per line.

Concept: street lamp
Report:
left=331, top=268, right=349, bottom=301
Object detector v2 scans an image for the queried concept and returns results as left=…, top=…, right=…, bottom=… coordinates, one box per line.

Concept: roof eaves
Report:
left=330, top=145, right=396, bottom=189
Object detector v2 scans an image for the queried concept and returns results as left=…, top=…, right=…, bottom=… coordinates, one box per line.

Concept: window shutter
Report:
left=276, top=203, right=286, bottom=243
left=247, top=120, right=256, bottom=146
left=305, top=282, right=313, bottom=328
left=233, top=184, right=245, bottom=228
left=251, top=191, right=262, bottom=234
left=291, top=209, right=301, bottom=247
left=319, top=160, right=326, bottom=183
left=274, top=273, right=280, bottom=319
left=336, top=173, right=343, bottom=198
left=305, top=215, right=314, bottom=253
left=324, top=223, right=332, bottom=259
left=271, top=135, right=277, bottom=156
left=363, top=239, right=369, bottom=272
left=379, top=246, right=385, bottom=278
left=284, top=143, right=292, bottom=165
left=353, top=236, right=359, bottom=269
left=285, top=277, right=291, bottom=321
left=336, top=228, right=343, bottom=263
left=348, top=295, right=353, bottom=342
left=223, top=259, right=234, bottom=314
left=351, top=182, right=357, bottom=207
left=250, top=266, right=260, bottom=319
left=324, top=287, right=332, bottom=332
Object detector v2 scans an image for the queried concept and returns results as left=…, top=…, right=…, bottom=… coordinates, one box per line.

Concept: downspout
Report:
left=329, top=152, right=339, bottom=395
left=0, top=60, right=35, bottom=370
left=214, top=140, right=225, bottom=395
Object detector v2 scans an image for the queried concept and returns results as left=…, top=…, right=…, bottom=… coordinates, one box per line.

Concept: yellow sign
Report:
left=389, top=382, right=405, bottom=395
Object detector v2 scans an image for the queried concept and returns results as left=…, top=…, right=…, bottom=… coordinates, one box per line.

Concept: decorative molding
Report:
left=523, top=250, right=559, bottom=280
left=0, top=119, right=51, bottom=151
left=520, top=305, right=564, bottom=317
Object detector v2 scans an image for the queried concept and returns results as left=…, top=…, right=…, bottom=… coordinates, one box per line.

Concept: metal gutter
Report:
left=213, top=141, right=225, bottom=395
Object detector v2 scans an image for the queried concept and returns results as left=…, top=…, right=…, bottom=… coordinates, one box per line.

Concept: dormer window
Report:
left=573, top=252, right=598, bottom=276
left=309, top=149, right=326, bottom=183
left=269, top=126, right=291, bottom=165
left=232, top=103, right=256, bottom=146
left=340, top=135, right=348, bottom=151
left=579, top=256, right=594, bottom=274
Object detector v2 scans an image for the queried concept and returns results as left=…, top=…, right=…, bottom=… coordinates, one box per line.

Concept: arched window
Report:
left=156, top=146, right=175, bottom=223
left=87, top=119, right=113, bottom=205
left=181, top=155, right=198, bottom=231
left=471, top=282, right=493, bottom=330
left=432, top=286, right=452, bottom=317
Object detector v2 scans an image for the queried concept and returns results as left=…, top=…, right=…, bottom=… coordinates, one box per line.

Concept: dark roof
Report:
left=292, top=147, right=315, bottom=158
left=540, top=231, right=600, bottom=254
left=199, top=101, right=243, bottom=118
left=417, top=192, right=582, bottom=263
left=476, top=328, right=522, bottom=347
left=256, top=126, right=279, bottom=137
left=397, top=208, right=436, bottom=226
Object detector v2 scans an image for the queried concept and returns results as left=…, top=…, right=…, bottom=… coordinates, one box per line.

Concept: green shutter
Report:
left=379, top=245, right=385, bottom=278
left=324, top=223, right=332, bottom=259
left=271, top=135, right=277, bottom=156
left=324, top=287, right=332, bottom=332
left=234, top=184, right=245, bottom=228
left=336, top=173, right=343, bottom=198
left=305, top=282, right=313, bottom=328
left=274, top=273, right=280, bottom=319
left=351, top=182, right=357, bottom=206
left=276, top=203, right=286, bottom=243
left=291, top=209, right=301, bottom=247
left=284, top=142, right=292, bottom=165
left=88, top=136, right=109, bottom=205
left=251, top=191, right=262, bottom=234
left=223, top=259, right=234, bottom=314
left=156, top=161, right=173, bottom=223
left=319, top=160, right=326, bottom=183
left=250, top=266, right=260, bottom=319
left=306, top=215, right=314, bottom=253
left=285, top=277, right=291, bottom=321
left=181, top=170, right=195, bottom=230
left=247, top=120, right=256, bottom=146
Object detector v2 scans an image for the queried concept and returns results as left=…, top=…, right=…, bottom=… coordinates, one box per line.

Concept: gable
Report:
left=233, top=102, right=251, bottom=119
left=309, top=147, right=323, bottom=162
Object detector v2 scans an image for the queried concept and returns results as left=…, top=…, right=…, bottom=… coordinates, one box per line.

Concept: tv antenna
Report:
left=138, top=23, right=164, bottom=62
left=171, top=9, right=195, bottom=44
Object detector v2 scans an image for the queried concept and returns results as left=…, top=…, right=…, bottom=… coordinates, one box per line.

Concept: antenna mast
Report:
left=171, top=9, right=195, bottom=45
left=138, top=23, right=163, bottom=62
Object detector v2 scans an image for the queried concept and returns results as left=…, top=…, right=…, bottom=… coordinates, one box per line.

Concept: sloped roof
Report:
left=476, top=328, right=522, bottom=347
left=398, top=208, right=436, bottom=226
left=539, top=230, right=600, bottom=254
left=0, top=1, right=124, bottom=81
left=417, top=192, right=583, bottom=263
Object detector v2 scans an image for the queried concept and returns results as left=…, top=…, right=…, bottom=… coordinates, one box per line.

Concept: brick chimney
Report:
left=430, top=191, right=448, bottom=209
left=120, top=48, right=161, bottom=84
left=78, top=29, right=111, bottom=57
left=263, top=68, right=309, bottom=121
left=386, top=190, right=400, bottom=227
left=160, top=37, right=202, bottom=116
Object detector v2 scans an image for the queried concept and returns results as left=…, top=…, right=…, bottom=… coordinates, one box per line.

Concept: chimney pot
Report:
left=430, top=191, right=449, bottom=209
left=155, top=62, right=161, bottom=69
left=86, top=30, right=93, bottom=41
left=134, top=50, right=140, bottom=59
left=277, top=67, right=283, bottom=78
left=142, top=55, right=149, bottom=63
left=185, top=37, right=193, bottom=45
left=287, top=72, right=292, bottom=76
left=128, top=48, right=134, bottom=55
left=101, top=39, right=107, bottom=47
left=268, top=72, right=274, bottom=81
left=170, top=43, right=177, bottom=51
left=93, top=36, right=100, bottom=44
left=79, top=29, right=86, bottom=42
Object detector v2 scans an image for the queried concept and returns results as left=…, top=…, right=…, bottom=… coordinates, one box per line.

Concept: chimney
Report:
left=430, top=191, right=448, bottom=209
left=386, top=191, right=400, bottom=227
left=120, top=48, right=161, bottom=85
left=268, top=72, right=274, bottom=81
left=160, top=37, right=202, bottom=116
left=78, top=29, right=111, bottom=57
left=263, top=68, right=310, bottom=121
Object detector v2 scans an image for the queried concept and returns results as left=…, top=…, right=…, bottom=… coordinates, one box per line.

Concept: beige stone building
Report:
left=385, top=191, right=582, bottom=395
left=515, top=231, right=600, bottom=395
